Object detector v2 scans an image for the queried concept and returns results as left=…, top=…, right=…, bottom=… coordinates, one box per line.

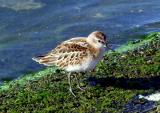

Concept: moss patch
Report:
left=0, top=32, right=160, bottom=112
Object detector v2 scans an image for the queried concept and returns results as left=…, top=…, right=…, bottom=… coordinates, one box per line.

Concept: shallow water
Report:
left=0, top=0, right=160, bottom=80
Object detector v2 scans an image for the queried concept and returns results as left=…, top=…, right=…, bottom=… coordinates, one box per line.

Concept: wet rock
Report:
left=124, top=96, right=157, bottom=113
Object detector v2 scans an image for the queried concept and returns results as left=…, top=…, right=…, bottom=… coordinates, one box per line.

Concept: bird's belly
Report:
left=65, top=57, right=100, bottom=72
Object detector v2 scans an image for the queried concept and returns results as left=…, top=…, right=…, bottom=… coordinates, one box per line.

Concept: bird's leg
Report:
left=75, top=73, right=85, bottom=91
left=68, top=72, right=76, bottom=97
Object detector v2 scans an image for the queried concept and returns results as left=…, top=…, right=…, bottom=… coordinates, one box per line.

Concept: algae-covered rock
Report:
left=0, top=0, right=45, bottom=11
left=0, top=32, right=160, bottom=112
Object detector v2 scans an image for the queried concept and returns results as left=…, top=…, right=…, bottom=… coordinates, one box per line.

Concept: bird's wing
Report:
left=33, top=38, right=90, bottom=67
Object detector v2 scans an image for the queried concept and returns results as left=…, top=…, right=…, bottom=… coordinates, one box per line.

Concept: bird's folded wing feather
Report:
left=33, top=38, right=90, bottom=67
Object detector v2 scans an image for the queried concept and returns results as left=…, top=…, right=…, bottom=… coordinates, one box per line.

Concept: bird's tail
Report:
left=32, top=55, right=56, bottom=66
left=32, top=56, right=44, bottom=62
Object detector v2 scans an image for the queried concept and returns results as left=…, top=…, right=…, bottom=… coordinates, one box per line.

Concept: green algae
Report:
left=115, top=32, right=160, bottom=53
left=0, top=67, right=58, bottom=91
left=0, top=32, right=160, bottom=112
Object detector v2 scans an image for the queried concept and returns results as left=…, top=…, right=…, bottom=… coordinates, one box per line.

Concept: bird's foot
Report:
left=69, top=88, right=76, bottom=97
left=77, top=86, right=86, bottom=91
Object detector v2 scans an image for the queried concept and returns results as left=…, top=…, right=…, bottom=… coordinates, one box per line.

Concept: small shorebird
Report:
left=32, top=31, right=113, bottom=97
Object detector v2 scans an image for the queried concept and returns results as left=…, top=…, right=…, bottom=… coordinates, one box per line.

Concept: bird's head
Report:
left=87, top=31, right=114, bottom=51
left=87, top=31, right=107, bottom=48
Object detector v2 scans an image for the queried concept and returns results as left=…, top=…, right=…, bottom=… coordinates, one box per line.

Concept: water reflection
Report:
left=0, top=0, right=45, bottom=11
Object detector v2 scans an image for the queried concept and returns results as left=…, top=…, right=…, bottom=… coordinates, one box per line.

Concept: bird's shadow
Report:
left=86, top=76, right=160, bottom=90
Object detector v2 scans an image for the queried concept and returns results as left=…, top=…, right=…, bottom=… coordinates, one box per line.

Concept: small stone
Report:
left=121, top=54, right=127, bottom=58
left=147, top=60, right=153, bottom=64
left=139, top=51, right=144, bottom=55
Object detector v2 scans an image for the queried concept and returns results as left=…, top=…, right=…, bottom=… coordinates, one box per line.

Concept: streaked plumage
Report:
left=32, top=31, right=111, bottom=97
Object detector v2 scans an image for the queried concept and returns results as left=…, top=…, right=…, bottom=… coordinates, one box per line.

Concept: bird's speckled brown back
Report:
left=34, top=38, right=99, bottom=69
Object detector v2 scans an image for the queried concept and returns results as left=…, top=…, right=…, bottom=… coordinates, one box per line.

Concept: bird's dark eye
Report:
left=98, top=40, right=101, bottom=43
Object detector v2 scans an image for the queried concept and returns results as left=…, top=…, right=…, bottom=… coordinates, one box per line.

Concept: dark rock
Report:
left=124, top=96, right=157, bottom=113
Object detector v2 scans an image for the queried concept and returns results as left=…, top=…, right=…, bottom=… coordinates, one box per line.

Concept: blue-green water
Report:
left=0, top=0, right=160, bottom=81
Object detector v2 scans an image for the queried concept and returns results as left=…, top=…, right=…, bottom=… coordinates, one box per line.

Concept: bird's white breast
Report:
left=65, top=48, right=105, bottom=72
